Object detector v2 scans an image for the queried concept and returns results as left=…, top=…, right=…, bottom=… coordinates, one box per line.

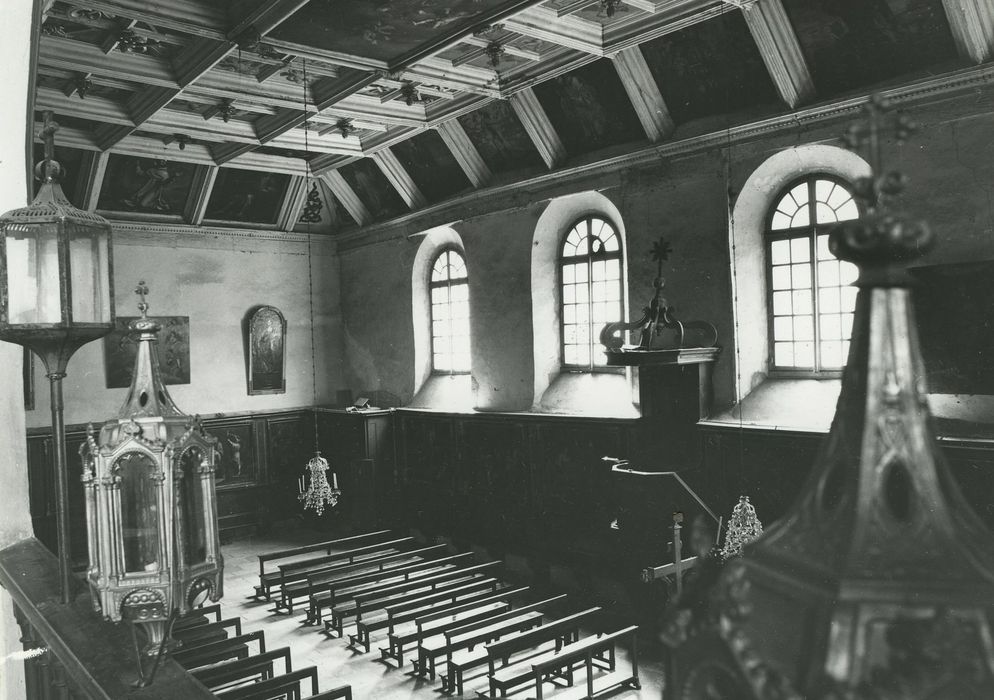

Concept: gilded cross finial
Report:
left=135, top=281, right=150, bottom=318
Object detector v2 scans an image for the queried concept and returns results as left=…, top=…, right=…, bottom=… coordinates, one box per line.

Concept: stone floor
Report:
left=216, top=531, right=667, bottom=699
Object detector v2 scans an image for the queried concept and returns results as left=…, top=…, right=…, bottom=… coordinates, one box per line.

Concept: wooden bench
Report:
left=324, top=559, right=500, bottom=636
left=271, top=536, right=415, bottom=611
left=254, top=529, right=393, bottom=600
left=482, top=607, right=601, bottom=697
left=172, top=617, right=242, bottom=648
left=307, top=551, right=475, bottom=625
left=215, top=666, right=322, bottom=700
left=439, top=612, right=547, bottom=695
left=174, top=603, right=222, bottom=631
left=190, top=646, right=291, bottom=691
left=415, top=594, right=567, bottom=682
left=174, top=630, right=265, bottom=669
left=347, top=577, right=504, bottom=653
left=279, top=543, right=446, bottom=613
left=381, top=585, right=529, bottom=668
left=529, top=626, right=640, bottom=699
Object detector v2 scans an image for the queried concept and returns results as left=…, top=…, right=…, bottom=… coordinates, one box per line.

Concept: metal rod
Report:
left=48, top=370, right=72, bottom=605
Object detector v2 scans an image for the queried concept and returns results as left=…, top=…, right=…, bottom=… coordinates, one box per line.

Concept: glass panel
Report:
left=841, top=313, right=854, bottom=338
left=820, top=314, right=842, bottom=340
left=839, top=261, right=859, bottom=285
left=772, top=291, right=792, bottom=316
left=179, top=447, right=207, bottom=566
left=815, top=202, right=836, bottom=224
left=118, top=452, right=161, bottom=573
left=604, top=259, right=620, bottom=280
left=815, top=179, right=835, bottom=203
left=818, top=260, right=840, bottom=286
left=4, top=226, right=62, bottom=324
left=836, top=199, right=859, bottom=221
left=773, top=316, right=793, bottom=341
left=791, top=290, right=812, bottom=315
left=771, top=266, right=791, bottom=290
left=771, top=211, right=792, bottom=230
left=841, top=286, right=858, bottom=312
left=789, top=183, right=809, bottom=207
left=591, top=282, right=607, bottom=303
left=790, top=237, right=810, bottom=263
left=821, top=341, right=843, bottom=368
left=819, top=286, right=840, bottom=313
left=816, top=234, right=833, bottom=261
left=826, top=183, right=851, bottom=208
left=771, top=239, right=790, bottom=265
left=774, top=342, right=794, bottom=367
left=602, top=228, right=620, bottom=252
left=793, top=315, right=814, bottom=341
left=790, top=204, right=810, bottom=228
left=791, top=263, right=811, bottom=289
left=794, top=341, right=814, bottom=368
left=68, top=228, right=111, bottom=323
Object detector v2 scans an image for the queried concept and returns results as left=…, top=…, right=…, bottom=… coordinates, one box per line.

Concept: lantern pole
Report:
left=48, top=365, right=71, bottom=604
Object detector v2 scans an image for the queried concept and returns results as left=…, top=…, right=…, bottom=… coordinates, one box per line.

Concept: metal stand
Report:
left=47, top=369, right=71, bottom=605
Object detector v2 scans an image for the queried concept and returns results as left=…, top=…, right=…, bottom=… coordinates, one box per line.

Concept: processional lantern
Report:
left=664, top=95, right=994, bottom=699
left=80, top=283, right=223, bottom=657
left=0, top=111, right=115, bottom=603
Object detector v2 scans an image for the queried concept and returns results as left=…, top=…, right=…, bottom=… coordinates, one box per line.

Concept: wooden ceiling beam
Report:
left=942, top=0, right=994, bottom=64
left=435, top=120, right=492, bottom=188
left=509, top=87, right=567, bottom=169
left=612, top=46, right=674, bottom=141
left=226, top=0, right=313, bottom=41
left=728, top=0, right=815, bottom=108
left=503, top=9, right=604, bottom=56
left=182, top=164, right=219, bottom=226
left=276, top=176, right=309, bottom=231
left=372, top=149, right=428, bottom=209
left=319, top=170, right=373, bottom=227
left=78, top=151, right=110, bottom=212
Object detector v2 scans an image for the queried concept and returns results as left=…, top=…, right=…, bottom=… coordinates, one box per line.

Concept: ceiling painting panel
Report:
left=639, top=9, right=778, bottom=125
left=269, top=0, right=525, bottom=65
left=97, top=154, right=196, bottom=215
left=391, top=130, right=472, bottom=203
left=782, top=0, right=960, bottom=96
left=457, top=99, right=544, bottom=175
left=204, top=168, right=291, bottom=224
left=338, top=158, right=407, bottom=220
left=533, top=57, right=644, bottom=156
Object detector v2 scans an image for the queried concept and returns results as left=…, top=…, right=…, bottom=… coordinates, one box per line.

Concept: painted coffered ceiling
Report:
left=30, top=0, right=994, bottom=235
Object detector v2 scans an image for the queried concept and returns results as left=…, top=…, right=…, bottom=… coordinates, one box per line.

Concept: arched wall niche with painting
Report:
left=245, top=305, right=287, bottom=395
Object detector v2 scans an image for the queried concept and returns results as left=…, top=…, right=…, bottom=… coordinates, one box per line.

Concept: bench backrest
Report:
left=486, top=607, right=601, bottom=660
left=173, top=617, right=242, bottom=644
left=530, top=625, right=639, bottom=674
left=444, top=593, right=568, bottom=642
left=191, top=646, right=292, bottom=689
left=279, top=536, right=413, bottom=575
left=174, top=630, right=265, bottom=666
left=351, top=560, right=498, bottom=606
left=175, top=603, right=222, bottom=629
left=297, top=544, right=446, bottom=590
left=314, top=551, right=474, bottom=599
left=215, top=666, right=319, bottom=700
left=377, top=577, right=499, bottom=619
left=258, top=529, right=393, bottom=573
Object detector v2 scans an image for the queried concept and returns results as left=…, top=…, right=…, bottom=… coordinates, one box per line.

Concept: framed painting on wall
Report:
left=246, top=306, right=287, bottom=395
left=104, top=316, right=191, bottom=389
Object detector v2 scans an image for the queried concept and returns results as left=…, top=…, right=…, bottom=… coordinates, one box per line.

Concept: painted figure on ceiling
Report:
left=124, top=158, right=176, bottom=211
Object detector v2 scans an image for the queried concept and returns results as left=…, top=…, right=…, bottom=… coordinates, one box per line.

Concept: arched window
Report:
left=429, top=248, right=470, bottom=374
left=767, top=175, right=861, bottom=373
left=560, top=216, right=623, bottom=370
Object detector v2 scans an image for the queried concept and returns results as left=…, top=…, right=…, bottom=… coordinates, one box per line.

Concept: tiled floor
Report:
left=216, top=531, right=666, bottom=699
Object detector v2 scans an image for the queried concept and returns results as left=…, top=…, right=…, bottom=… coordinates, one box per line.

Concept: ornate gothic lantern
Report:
left=80, top=283, right=223, bottom=656
left=0, top=112, right=115, bottom=602
left=663, top=95, right=994, bottom=699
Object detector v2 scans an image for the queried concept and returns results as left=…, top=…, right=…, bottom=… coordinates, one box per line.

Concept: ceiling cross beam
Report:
left=183, top=164, right=220, bottom=226
left=319, top=170, right=373, bottom=227
left=435, top=120, right=492, bottom=188
left=276, top=175, right=310, bottom=231
left=509, top=87, right=567, bottom=169
left=942, top=0, right=994, bottom=64
left=611, top=46, right=674, bottom=141
left=371, top=149, right=428, bottom=209
left=730, top=0, right=815, bottom=109
left=78, top=151, right=110, bottom=212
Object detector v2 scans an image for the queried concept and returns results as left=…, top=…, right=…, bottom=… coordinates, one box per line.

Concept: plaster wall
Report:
left=335, top=94, right=994, bottom=417
left=24, top=230, right=346, bottom=428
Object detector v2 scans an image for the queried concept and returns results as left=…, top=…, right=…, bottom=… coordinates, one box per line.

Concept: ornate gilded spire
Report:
left=117, top=282, right=183, bottom=419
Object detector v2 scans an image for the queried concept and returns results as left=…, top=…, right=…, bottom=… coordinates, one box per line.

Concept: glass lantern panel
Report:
left=3, top=225, right=61, bottom=324
left=179, top=447, right=208, bottom=566
left=118, top=452, right=161, bottom=574
left=68, top=225, right=112, bottom=323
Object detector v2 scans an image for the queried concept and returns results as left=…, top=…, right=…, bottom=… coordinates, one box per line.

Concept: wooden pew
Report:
left=271, top=536, right=415, bottom=610
left=440, top=612, right=549, bottom=694
left=381, top=586, right=530, bottom=668
left=190, top=646, right=291, bottom=691
left=254, top=529, right=394, bottom=600
left=448, top=607, right=600, bottom=696
left=279, top=543, right=446, bottom=613
left=174, top=603, right=222, bottom=631
left=174, top=630, right=265, bottom=670
left=323, top=560, right=500, bottom=636
left=347, top=577, right=504, bottom=653
left=307, top=551, right=475, bottom=625
left=416, top=594, right=567, bottom=682
left=172, top=617, right=242, bottom=648
left=215, top=666, right=320, bottom=700
left=529, top=626, right=640, bottom=699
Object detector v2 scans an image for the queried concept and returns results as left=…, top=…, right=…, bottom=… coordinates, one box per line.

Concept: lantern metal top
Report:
left=0, top=113, right=111, bottom=230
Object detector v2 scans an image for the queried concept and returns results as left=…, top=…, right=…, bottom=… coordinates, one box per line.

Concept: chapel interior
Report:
left=1, top=1, right=994, bottom=699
